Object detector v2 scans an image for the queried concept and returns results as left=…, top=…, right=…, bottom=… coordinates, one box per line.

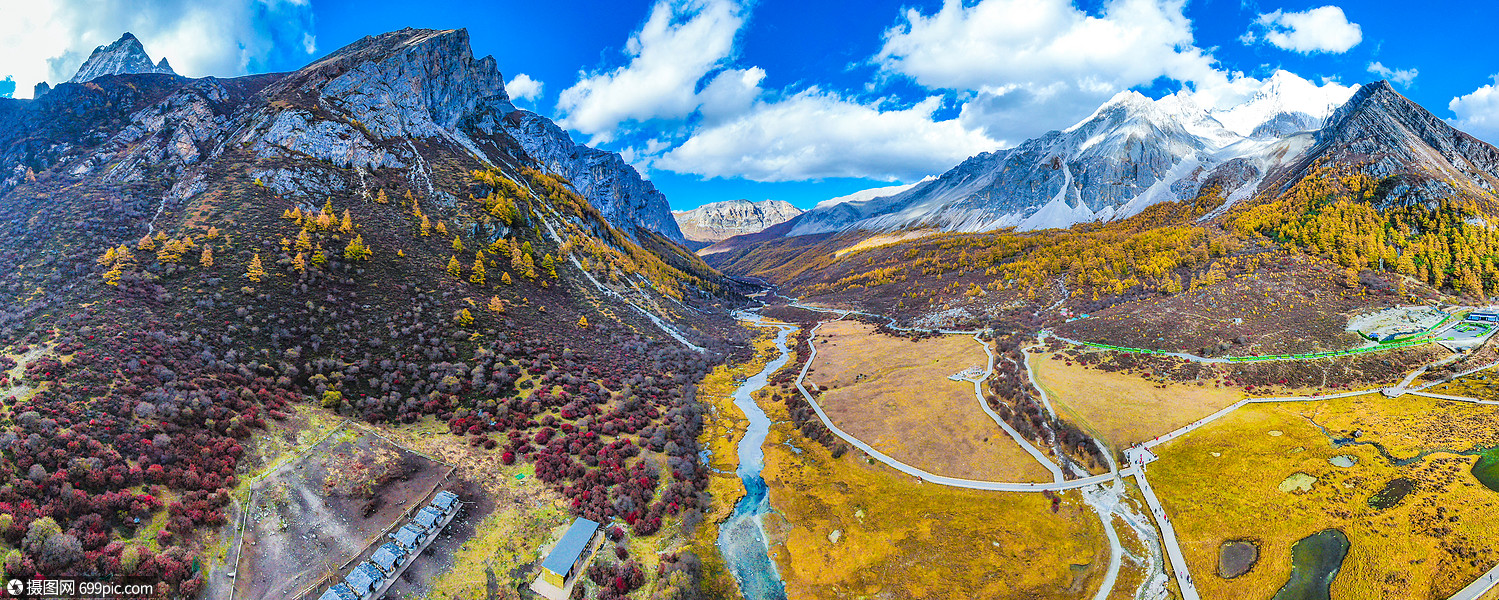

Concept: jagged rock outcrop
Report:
left=1268, top=80, right=1499, bottom=206
left=69, top=33, right=176, bottom=83
left=673, top=199, right=802, bottom=243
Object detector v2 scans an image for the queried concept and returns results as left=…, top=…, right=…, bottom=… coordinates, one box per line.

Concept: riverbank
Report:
left=691, top=320, right=794, bottom=599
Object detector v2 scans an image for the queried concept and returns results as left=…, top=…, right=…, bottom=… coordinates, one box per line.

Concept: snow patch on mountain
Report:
left=70, top=33, right=176, bottom=83
left=765, top=71, right=1355, bottom=237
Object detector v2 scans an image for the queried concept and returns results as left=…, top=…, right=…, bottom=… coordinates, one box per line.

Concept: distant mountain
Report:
left=69, top=32, right=176, bottom=83
left=673, top=199, right=802, bottom=244
left=740, top=72, right=1357, bottom=240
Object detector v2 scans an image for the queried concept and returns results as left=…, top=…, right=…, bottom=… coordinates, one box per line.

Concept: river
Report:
left=716, top=314, right=795, bottom=600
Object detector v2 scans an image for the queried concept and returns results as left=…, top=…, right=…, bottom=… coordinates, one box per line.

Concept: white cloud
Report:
left=1367, top=62, right=1417, bottom=87
left=1449, top=75, right=1499, bottom=143
left=655, top=91, right=1000, bottom=182
left=506, top=73, right=544, bottom=102
left=0, top=0, right=315, bottom=98
left=877, top=0, right=1222, bottom=95
left=556, top=0, right=745, bottom=142
left=302, top=32, right=316, bottom=55
left=872, top=0, right=1277, bottom=144
left=1247, top=6, right=1362, bottom=54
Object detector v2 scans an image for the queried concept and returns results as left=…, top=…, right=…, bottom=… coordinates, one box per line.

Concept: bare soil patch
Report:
left=235, top=425, right=451, bottom=600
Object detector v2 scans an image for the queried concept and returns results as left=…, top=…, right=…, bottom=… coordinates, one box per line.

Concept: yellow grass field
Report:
left=1148, top=393, right=1499, bottom=600
left=1031, top=351, right=1244, bottom=450
left=759, top=388, right=1109, bottom=600
left=806, top=320, right=1051, bottom=481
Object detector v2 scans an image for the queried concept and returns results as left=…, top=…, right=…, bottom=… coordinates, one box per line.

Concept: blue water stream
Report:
left=715, top=315, right=794, bottom=600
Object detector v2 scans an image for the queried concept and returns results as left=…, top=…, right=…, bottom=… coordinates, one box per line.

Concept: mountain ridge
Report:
left=672, top=199, right=802, bottom=244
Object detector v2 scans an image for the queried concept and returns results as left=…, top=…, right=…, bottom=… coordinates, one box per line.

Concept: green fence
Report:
left=1074, top=318, right=1452, bottom=362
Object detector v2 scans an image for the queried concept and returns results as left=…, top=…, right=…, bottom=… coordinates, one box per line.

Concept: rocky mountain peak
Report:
left=1272, top=79, right=1499, bottom=206
left=69, top=32, right=177, bottom=83
left=673, top=199, right=803, bottom=244
left=280, top=28, right=514, bottom=140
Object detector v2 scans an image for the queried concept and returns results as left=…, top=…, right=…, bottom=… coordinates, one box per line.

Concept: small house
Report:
left=431, top=490, right=460, bottom=513
left=370, top=542, right=407, bottom=575
left=317, top=583, right=358, bottom=600
left=1468, top=312, right=1499, bottom=323
left=390, top=523, right=427, bottom=551
left=539, top=518, right=600, bottom=588
left=413, top=506, right=445, bottom=530
left=344, top=562, right=386, bottom=598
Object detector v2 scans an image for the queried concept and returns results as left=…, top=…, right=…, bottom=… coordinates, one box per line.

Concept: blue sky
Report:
left=3, top=1, right=1499, bottom=211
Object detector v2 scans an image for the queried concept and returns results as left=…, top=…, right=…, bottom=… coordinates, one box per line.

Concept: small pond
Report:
left=1271, top=529, right=1349, bottom=600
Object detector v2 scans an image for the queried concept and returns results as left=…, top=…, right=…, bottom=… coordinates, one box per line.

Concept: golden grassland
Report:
left=690, top=326, right=788, bottom=598
left=1031, top=350, right=1246, bottom=450
left=832, top=230, right=939, bottom=259
left=758, top=387, right=1110, bottom=600
left=1148, top=393, right=1499, bottom=600
left=807, top=320, right=1052, bottom=481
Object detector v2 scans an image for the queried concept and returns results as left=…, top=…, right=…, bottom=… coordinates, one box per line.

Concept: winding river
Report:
left=716, top=313, right=794, bottom=600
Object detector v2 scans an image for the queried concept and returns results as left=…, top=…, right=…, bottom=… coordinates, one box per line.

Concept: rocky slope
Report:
left=1267, top=80, right=1499, bottom=206
left=69, top=32, right=176, bottom=83
left=502, top=110, right=686, bottom=243
left=0, top=28, right=748, bottom=595
left=673, top=199, right=802, bottom=244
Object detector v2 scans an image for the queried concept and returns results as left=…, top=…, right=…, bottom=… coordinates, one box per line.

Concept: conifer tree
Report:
left=577, top=315, right=588, bottom=329
left=339, top=209, right=353, bottom=234
left=454, top=308, right=474, bottom=326
left=137, top=234, right=155, bottom=252
left=246, top=254, right=266, bottom=282
left=295, top=229, right=312, bottom=253
left=343, top=235, right=372, bottom=261
left=452, top=236, right=464, bottom=252
left=447, top=256, right=462, bottom=278
left=501, top=272, right=512, bottom=285
left=199, top=245, right=214, bottom=268
left=488, top=296, right=505, bottom=313
left=470, top=253, right=486, bottom=285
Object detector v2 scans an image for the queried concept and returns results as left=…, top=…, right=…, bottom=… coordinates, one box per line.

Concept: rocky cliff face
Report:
left=673, top=199, right=802, bottom=243
left=502, top=110, right=685, bottom=243
left=1268, top=80, right=1499, bottom=206
left=69, top=33, right=176, bottom=83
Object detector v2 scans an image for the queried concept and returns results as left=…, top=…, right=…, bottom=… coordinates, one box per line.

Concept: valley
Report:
left=2, top=10, right=1499, bottom=600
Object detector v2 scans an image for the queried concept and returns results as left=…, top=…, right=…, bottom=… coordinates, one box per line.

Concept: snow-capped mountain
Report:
left=761, top=72, right=1357, bottom=238
left=69, top=33, right=176, bottom=83
left=673, top=199, right=802, bottom=243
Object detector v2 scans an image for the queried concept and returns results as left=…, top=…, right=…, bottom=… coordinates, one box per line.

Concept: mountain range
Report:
left=673, top=199, right=802, bottom=247
left=707, top=72, right=1498, bottom=254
